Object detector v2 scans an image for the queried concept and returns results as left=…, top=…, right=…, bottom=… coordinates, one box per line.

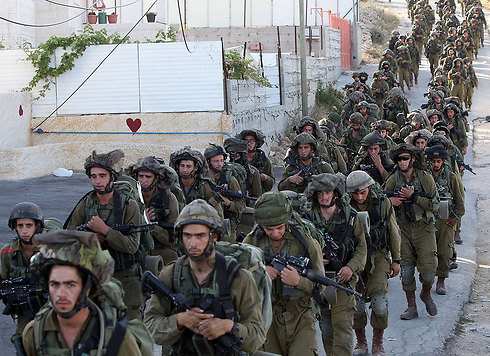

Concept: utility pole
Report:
left=299, top=0, right=308, bottom=117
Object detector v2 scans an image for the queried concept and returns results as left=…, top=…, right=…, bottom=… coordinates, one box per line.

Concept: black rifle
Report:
left=141, top=271, right=246, bottom=356
left=265, top=254, right=363, bottom=300
left=322, top=233, right=344, bottom=272
left=76, top=222, right=158, bottom=234
left=456, top=160, right=476, bottom=175
left=285, top=156, right=315, bottom=186
left=209, top=182, right=257, bottom=202
left=157, top=222, right=176, bottom=243
left=383, top=190, right=452, bottom=200
left=0, top=278, right=47, bottom=319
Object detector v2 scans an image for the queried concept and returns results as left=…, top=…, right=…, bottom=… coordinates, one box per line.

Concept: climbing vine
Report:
left=224, top=50, right=273, bottom=88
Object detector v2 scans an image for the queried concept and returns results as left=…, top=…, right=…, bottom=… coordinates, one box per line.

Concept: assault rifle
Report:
left=141, top=271, right=246, bottom=356
left=456, top=160, right=476, bottom=175
left=382, top=190, right=452, bottom=200
left=209, top=182, right=257, bottom=202
left=265, top=254, right=363, bottom=300
left=322, top=233, right=344, bottom=272
left=0, top=278, right=47, bottom=319
left=285, top=156, right=314, bottom=186
left=76, top=222, right=158, bottom=234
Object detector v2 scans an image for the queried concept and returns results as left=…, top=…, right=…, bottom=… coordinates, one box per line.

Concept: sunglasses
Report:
left=396, top=156, right=411, bottom=162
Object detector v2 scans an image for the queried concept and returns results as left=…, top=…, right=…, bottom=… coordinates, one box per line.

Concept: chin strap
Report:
left=94, top=174, right=115, bottom=195
left=400, top=159, right=413, bottom=173
left=54, top=276, right=93, bottom=319
left=186, top=233, right=216, bottom=262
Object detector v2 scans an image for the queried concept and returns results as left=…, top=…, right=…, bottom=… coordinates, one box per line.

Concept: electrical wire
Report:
left=44, top=0, right=141, bottom=12
left=176, top=0, right=194, bottom=53
left=0, top=0, right=103, bottom=28
left=32, top=0, right=159, bottom=131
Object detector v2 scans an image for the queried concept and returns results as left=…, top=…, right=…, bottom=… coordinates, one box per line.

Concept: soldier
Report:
left=374, top=119, right=396, bottom=152
left=294, top=116, right=330, bottom=157
left=425, top=31, right=443, bottom=74
left=396, top=46, right=412, bottom=92
left=345, top=171, right=401, bottom=356
left=399, top=111, right=430, bottom=143
left=405, top=129, right=432, bottom=150
left=303, top=174, right=367, bottom=356
left=353, top=131, right=394, bottom=185
left=22, top=231, right=143, bottom=355
left=384, top=144, right=439, bottom=320
left=427, top=109, right=444, bottom=127
left=236, top=129, right=275, bottom=192
left=318, top=118, right=349, bottom=174
left=144, top=199, right=266, bottom=355
left=65, top=150, right=143, bottom=320
left=1, top=203, right=46, bottom=342
left=371, top=71, right=390, bottom=109
left=389, top=30, right=400, bottom=51
left=203, top=143, right=246, bottom=242
left=443, top=103, right=468, bottom=155
left=243, top=191, right=324, bottom=355
left=329, top=112, right=344, bottom=142
left=378, top=49, right=398, bottom=79
left=425, top=146, right=465, bottom=295
left=169, top=146, right=224, bottom=217
left=463, top=57, right=478, bottom=110
left=441, top=47, right=457, bottom=74
left=382, top=88, right=410, bottom=129
left=279, top=133, right=334, bottom=193
left=448, top=58, right=467, bottom=104
left=355, top=101, right=378, bottom=127
left=127, top=156, right=181, bottom=264
left=407, top=36, right=420, bottom=86
left=340, top=113, right=369, bottom=168
left=380, top=61, right=398, bottom=89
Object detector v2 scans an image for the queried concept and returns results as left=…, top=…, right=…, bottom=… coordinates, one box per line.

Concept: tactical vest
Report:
left=84, top=190, right=138, bottom=272
left=305, top=200, right=358, bottom=271
left=390, top=169, right=436, bottom=226
left=182, top=179, right=208, bottom=204
left=249, top=220, right=314, bottom=306
left=2, top=240, right=30, bottom=279
left=171, top=253, right=241, bottom=355
left=251, top=150, right=268, bottom=173
left=148, top=187, right=171, bottom=221
left=214, top=170, right=241, bottom=226
left=433, top=163, right=454, bottom=209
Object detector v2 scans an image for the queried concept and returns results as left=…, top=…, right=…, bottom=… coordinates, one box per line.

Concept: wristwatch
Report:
left=230, top=322, right=239, bottom=336
left=393, top=259, right=401, bottom=264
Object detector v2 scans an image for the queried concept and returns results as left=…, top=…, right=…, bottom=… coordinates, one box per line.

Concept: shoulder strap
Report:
left=105, top=314, right=129, bottom=356
left=172, top=257, right=185, bottom=293
left=63, top=191, right=91, bottom=229
left=215, top=252, right=239, bottom=321
left=288, top=222, right=311, bottom=262
left=113, top=189, right=123, bottom=226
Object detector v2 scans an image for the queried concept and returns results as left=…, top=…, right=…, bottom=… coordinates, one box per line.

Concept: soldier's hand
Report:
left=145, top=208, right=156, bottom=221
left=399, top=186, right=415, bottom=199
left=198, top=318, right=234, bottom=340
left=86, top=216, right=110, bottom=236
left=177, top=308, right=213, bottom=333
left=338, top=265, right=353, bottom=283
left=260, top=173, right=269, bottom=181
left=389, top=262, right=400, bottom=278
left=281, top=265, right=300, bottom=287
left=389, top=196, right=405, bottom=207
left=266, top=266, right=281, bottom=280
left=289, top=172, right=304, bottom=185
left=220, top=195, right=231, bottom=207
left=95, top=233, right=105, bottom=244
left=370, top=152, right=384, bottom=171
left=447, top=123, right=454, bottom=130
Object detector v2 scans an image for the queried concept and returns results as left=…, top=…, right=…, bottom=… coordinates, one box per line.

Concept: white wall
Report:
left=0, top=93, right=31, bottom=150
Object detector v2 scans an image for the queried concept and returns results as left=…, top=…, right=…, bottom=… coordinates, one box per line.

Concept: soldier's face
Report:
left=182, top=224, right=215, bottom=257
left=297, top=143, right=313, bottom=158
left=447, top=109, right=455, bottom=119
left=352, top=187, right=370, bottom=205
left=302, top=126, right=314, bottom=135
left=434, top=96, right=442, bottom=103
left=430, top=158, right=444, bottom=172
left=360, top=107, right=367, bottom=114
left=15, top=218, right=37, bottom=241
left=209, top=155, right=225, bottom=171
left=90, top=167, right=112, bottom=192
left=368, top=145, right=380, bottom=156
left=396, top=154, right=413, bottom=170
left=414, top=138, right=427, bottom=149
left=262, top=223, right=287, bottom=241
left=352, top=124, right=361, bottom=131
left=137, top=171, right=156, bottom=189
left=379, top=129, right=388, bottom=137
left=49, top=265, right=86, bottom=315
left=430, top=115, right=440, bottom=125
left=179, top=160, right=196, bottom=177
left=244, top=135, right=257, bottom=151
left=317, top=190, right=335, bottom=206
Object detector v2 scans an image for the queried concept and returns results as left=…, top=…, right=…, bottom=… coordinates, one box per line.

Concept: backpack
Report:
left=223, top=163, right=247, bottom=192
left=214, top=241, right=273, bottom=333
left=42, top=217, right=63, bottom=233
left=33, top=278, right=153, bottom=356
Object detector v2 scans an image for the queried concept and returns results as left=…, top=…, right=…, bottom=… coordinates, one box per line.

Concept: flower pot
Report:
left=88, top=14, right=97, bottom=24
left=108, top=13, right=118, bottom=24
left=98, top=12, right=107, bottom=24
left=146, top=13, right=156, bottom=23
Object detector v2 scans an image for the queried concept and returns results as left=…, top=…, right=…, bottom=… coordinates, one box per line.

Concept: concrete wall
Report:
left=0, top=93, right=32, bottom=150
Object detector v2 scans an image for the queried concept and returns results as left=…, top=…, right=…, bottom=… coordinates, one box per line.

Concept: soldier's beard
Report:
left=180, top=171, right=196, bottom=180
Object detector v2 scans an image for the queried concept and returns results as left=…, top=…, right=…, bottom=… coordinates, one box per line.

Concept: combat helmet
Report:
left=84, top=150, right=125, bottom=194
left=425, top=145, right=449, bottom=160
left=290, top=132, right=317, bottom=152
left=405, top=129, right=432, bottom=146
left=355, top=101, right=369, bottom=111
left=349, top=91, right=366, bottom=103
left=427, top=133, right=452, bottom=148
left=391, top=143, right=425, bottom=170
left=329, top=112, right=342, bottom=123
left=8, top=202, right=45, bottom=244
left=170, top=146, right=209, bottom=179
left=236, top=129, right=266, bottom=149
left=254, top=191, right=292, bottom=227
left=204, top=143, right=227, bottom=161
left=360, top=131, right=387, bottom=150
left=295, top=117, right=325, bottom=140
left=318, top=118, right=335, bottom=137
left=349, top=112, right=363, bottom=125
left=280, top=191, right=312, bottom=214
left=346, top=170, right=375, bottom=193
left=427, top=109, right=443, bottom=121
left=127, top=156, right=176, bottom=191
left=30, top=231, right=114, bottom=318
left=305, top=173, right=346, bottom=203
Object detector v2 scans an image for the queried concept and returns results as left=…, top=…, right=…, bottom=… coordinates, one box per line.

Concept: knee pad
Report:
left=400, top=265, right=416, bottom=286
left=370, top=294, right=388, bottom=317
left=354, top=299, right=366, bottom=319
left=420, top=272, right=435, bottom=285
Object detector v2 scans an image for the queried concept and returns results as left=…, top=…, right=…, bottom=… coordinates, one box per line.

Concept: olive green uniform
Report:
left=425, top=38, right=442, bottom=74
left=22, top=307, right=141, bottom=356
left=431, top=164, right=465, bottom=278
left=384, top=169, right=439, bottom=292
left=352, top=152, right=394, bottom=185
left=320, top=143, right=348, bottom=175
left=340, top=126, right=370, bottom=163
left=350, top=191, right=401, bottom=330
left=144, top=256, right=266, bottom=355
left=305, top=202, right=367, bottom=356
left=397, top=51, right=412, bottom=91
left=66, top=191, right=143, bottom=320
left=247, top=149, right=275, bottom=192
left=278, top=157, right=334, bottom=193
left=464, top=64, right=478, bottom=109
left=180, top=178, right=224, bottom=218
left=448, top=66, right=467, bottom=104
left=370, top=79, right=390, bottom=109
left=243, top=225, right=324, bottom=356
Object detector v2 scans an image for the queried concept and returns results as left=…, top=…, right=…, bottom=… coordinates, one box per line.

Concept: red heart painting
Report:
left=19, top=105, right=23, bottom=116
left=126, top=118, right=141, bottom=132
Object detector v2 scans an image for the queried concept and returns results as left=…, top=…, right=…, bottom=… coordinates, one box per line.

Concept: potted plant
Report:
left=98, top=10, right=108, bottom=24
left=108, top=12, right=118, bottom=23
left=87, top=11, right=97, bottom=24
left=146, top=12, right=157, bottom=23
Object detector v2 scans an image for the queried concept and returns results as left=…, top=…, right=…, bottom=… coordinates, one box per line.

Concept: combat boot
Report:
left=436, top=277, right=446, bottom=295
left=372, top=328, right=386, bottom=356
left=415, top=76, right=418, bottom=85
left=420, top=285, right=438, bottom=316
left=400, top=291, right=418, bottom=320
left=353, top=328, right=368, bottom=355
left=454, top=232, right=463, bottom=244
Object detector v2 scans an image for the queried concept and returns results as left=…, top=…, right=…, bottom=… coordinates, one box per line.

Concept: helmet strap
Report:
left=400, top=159, right=414, bottom=173
left=94, top=174, right=115, bottom=194
left=186, top=232, right=216, bottom=262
